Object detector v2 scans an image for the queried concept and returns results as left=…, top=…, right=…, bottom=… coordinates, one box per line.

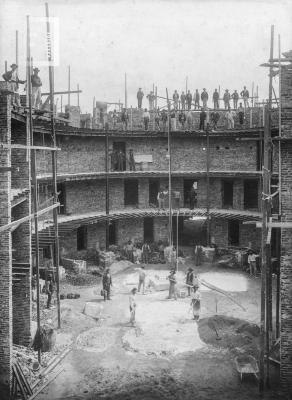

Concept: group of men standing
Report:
left=2, top=63, right=43, bottom=109
left=136, top=86, right=251, bottom=111
left=109, top=148, right=135, bottom=171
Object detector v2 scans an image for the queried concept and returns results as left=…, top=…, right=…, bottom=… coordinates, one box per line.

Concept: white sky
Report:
left=1, top=0, right=292, bottom=113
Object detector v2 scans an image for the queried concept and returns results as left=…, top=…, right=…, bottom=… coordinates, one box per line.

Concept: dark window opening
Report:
left=144, top=217, right=154, bottom=243
left=222, top=180, right=234, bottom=208
left=124, top=179, right=139, bottom=206
left=228, top=220, right=239, bottom=246
left=77, top=226, right=87, bottom=251
left=149, top=179, right=159, bottom=207
left=244, top=180, right=258, bottom=209
left=184, top=179, right=197, bottom=208
left=57, top=183, right=66, bottom=215
left=109, top=221, right=116, bottom=245
left=113, top=141, right=126, bottom=171
left=256, top=141, right=263, bottom=171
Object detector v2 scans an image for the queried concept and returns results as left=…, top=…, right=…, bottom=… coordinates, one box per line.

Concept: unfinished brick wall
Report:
left=116, top=218, right=144, bottom=244
left=0, top=84, right=13, bottom=389
left=280, top=64, right=292, bottom=395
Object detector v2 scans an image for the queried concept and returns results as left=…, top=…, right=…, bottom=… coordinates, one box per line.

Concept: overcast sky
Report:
left=1, top=0, right=292, bottom=113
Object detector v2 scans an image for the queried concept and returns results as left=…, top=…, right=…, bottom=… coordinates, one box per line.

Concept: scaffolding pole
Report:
left=105, top=132, right=109, bottom=251
left=16, top=30, right=19, bottom=66
left=166, top=88, right=172, bottom=246
left=68, top=65, right=71, bottom=107
left=46, top=2, right=61, bottom=329
left=206, top=123, right=211, bottom=246
left=27, top=15, right=41, bottom=364
left=125, top=73, right=127, bottom=109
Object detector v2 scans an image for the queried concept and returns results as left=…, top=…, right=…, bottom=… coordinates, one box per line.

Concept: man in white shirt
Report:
left=248, top=252, right=257, bottom=276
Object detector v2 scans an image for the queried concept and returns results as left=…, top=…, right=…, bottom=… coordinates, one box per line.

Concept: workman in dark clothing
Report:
left=180, top=92, right=186, bottom=110
left=186, top=90, right=192, bottom=111
left=231, top=90, right=239, bottom=109
left=211, top=111, right=220, bottom=130
left=223, top=89, right=231, bottom=110
left=128, top=149, right=136, bottom=171
left=2, top=63, right=26, bottom=107
left=238, top=103, right=245, bottom=126
left=199, top=108, right=207, bottom=131
left=46, top=276, right=54, bottom=309
left=213, top=89, right=219, bottom=109
left=178, top=111, right=186, bottom=129
left=102, top=268, right=112, bottom=301
left=109, top=149, right=118, bottom=171
left=121, top=108, right=129, bottom=131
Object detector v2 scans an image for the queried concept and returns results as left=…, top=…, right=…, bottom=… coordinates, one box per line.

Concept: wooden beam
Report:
left=0, top=144, right=60, bottom=151
left=41, top=90, right=82, bottom=96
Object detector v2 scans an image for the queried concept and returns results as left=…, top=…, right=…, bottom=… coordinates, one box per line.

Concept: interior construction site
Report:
left=0, top=3, right=292, bottom=400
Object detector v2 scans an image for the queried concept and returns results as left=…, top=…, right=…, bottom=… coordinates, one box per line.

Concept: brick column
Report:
left=280, top=64, right=292, bottom=396
left=0, top=83, right=13, bottom=391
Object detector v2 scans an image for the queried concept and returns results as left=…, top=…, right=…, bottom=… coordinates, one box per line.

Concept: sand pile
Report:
left=198, top=315, right=260, bottom=356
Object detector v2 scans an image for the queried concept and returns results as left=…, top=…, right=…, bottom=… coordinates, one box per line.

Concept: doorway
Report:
left=222, top=180, right=234, bottom=208
left=113, top=141, right=126, bottom=171
left=109, top=221, right=116, bottom=245
left=244, top=180, right=258, bottom=209
left=124, top=179, right=139, bottom=207
left=184, top=179, right=197, bottom=208
left=77, top=226, right=87, bottom=250
left=149, top=179, right=159, bottom=207
left=228, top=220, right=239, bottom=246
left=57, top=183, right=66, bottom=214
left=144, top=217, right=154, bottom=243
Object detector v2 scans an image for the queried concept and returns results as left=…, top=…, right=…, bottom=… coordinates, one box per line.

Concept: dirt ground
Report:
left=36, top=255, right=285, bottom=400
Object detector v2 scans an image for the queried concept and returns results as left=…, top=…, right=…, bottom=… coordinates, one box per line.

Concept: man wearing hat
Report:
left=31, top=68, right=42, bottom=109
left=2, top=63, right=25, bottom=107
left=186, top=267, right=194, bottom=296
left=201, top=88, right=209, bottom=108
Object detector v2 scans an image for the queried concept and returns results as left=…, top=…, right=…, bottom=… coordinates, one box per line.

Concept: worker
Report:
left=180, top=91, right=186, bottom=110
left=248, top=251, right=257, bottom=276
left=186, top=110, right=193, bottom=131
left=129, top=287, right=137, bottom=326
left=167, top=269, right=177, bottom=300
left=194, top=89, right=200, bottom=109
left=240, top=86, right=249, bottom=108
left=212, top=89, right=219, bottom=109
left=31, top=67, right=42, bottom=109
left=109, top=149, right=118, bottom=171
left=210, top=111, right=220, bottom=131
left=136, top=265, right=146, bottom=294
left=2, top=63, right=26, bottom=107
left=157, top=189, right=165, bottom=209
left=128, top=148, right=135, bottom=171
left=186, top=267, right=194, bottom=296
left=161, top=109, right=168, bottom=132
left=173, top=90, right=179, bottom=110
left=154, top=108, right=160, bottom=131
left=194, top=244, right=203, bottom=266
left=146, top=91, right=155, bottom=111
left=142, top=242, right=151, bottom=265
left=190, top=285, right=201, bottom=321
left=137, top=88, right=144, bottom=109
left=199, top=107, right=207, bottom=131
left=238, top=103, right=245, bottom=126
left=143, top=108, right=150, bottom=131
left=126, top=240, right=134, bottom=263
left=102, top=268, right=112, bottom=301
left=190, top=182, right=198, bottom=209
left=46, top=275, right=54, bottom=309
left=231, top=90, right=239, bottom=109
left=186, top=90, right=192, bottom=111
left=117, top=150, right=125, bottom=171
left=201, top=88, right=208, bottom=108
left=178, top=111, right=186, bottom=130
left=121, top=108, right=129, bottom=131
left=225, top=107, right=235, bottom=129
left=223, top=89, right=231, bottom=110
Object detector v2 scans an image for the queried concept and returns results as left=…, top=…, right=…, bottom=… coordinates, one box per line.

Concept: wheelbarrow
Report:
left=234, top=355, right=259, bottom=382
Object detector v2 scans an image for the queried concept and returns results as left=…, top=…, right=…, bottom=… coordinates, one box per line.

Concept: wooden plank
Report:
left=27, top=367, right=64, bottom=400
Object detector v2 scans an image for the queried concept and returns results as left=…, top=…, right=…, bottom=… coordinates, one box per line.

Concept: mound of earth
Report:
left=198, top=315, right=260, bottom=356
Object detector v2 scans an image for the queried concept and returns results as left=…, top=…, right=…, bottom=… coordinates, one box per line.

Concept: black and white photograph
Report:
left=0, top=0, right=292, bottom=399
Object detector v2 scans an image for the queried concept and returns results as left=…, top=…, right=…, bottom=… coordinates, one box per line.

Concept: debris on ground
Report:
left=76, top=327, right=116, bottom=353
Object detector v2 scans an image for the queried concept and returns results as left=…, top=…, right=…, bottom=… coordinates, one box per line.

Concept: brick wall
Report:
left=210, top=219, right=228, bottom=247
left=0, top=84, right=12, bottom=389
left=154, top=217, right=169, bottom=243
left=116, top=218, right=144, bottom=245
left=280, top=64, right=292, bottom=395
